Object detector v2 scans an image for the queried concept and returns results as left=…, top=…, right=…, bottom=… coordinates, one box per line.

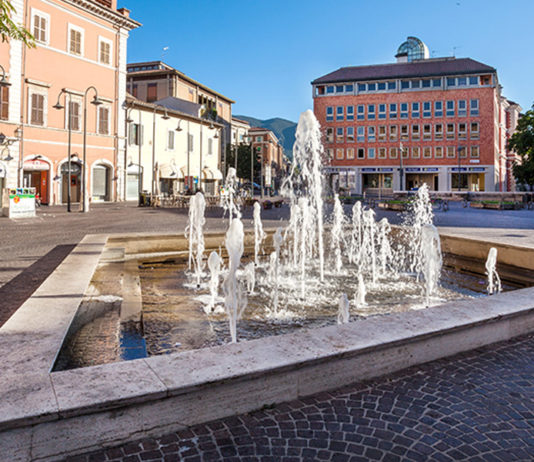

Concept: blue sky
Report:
left=122, top=0, right=534, bottom=122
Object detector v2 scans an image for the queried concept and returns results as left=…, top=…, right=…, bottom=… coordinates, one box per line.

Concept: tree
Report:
left=225, top=143, right=260, bottom=182
left=508, top=104, right=534, bottom=191
left=0, top=0, right=34, bottom=47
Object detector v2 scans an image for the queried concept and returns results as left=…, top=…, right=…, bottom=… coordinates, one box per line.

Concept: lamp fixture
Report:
left=91, top=95, right=103, bottom=106
left=4, top=153, right=13, bottom=161
left=0, top=65, right=11, bottom=87
left=162, top=109, right=170, bottom=120
left=175, top=120, right=183, bottom=132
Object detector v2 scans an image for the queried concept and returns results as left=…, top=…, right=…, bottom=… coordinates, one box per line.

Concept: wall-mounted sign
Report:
left=23, top=159, right=49, bottom=172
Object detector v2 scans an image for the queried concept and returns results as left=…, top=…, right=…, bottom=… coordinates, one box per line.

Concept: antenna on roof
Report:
left=161, top=46, right=169, bottom=61
left=452, top=46, right=460, bottom=57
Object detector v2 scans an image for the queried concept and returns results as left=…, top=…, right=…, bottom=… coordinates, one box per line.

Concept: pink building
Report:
left=0, top=0, right=139, bottom=206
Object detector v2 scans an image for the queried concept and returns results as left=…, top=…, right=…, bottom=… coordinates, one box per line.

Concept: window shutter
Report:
left=140, top=124, right=144, bottom=145
left=0, top=87, right=8, bottom=120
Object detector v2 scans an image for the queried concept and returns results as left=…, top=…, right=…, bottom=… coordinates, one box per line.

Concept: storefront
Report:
left=23, top=158, right=50, bottom=205
left=361, top=167, right=393, bottom=194
left=126, top=164, right=142, bottom=201
left=92, top=163, right=112, bottom=202
left=60, top=161, right=81, bottom=203
left=202, top=167, right=223, bottom=195
left=405, top=167, right=439, bottom=191
left=158, top=162, right=182, bottom=196
left=324, top=167, right=357, bottom=194
left=450, top=167, right=486, bottom=191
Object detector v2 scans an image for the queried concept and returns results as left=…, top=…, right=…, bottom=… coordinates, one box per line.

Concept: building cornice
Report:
left=61, top=0, right=141, bottom=30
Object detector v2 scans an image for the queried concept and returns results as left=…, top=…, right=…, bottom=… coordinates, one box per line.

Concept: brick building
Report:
left=312, top=37, right=520, bottom=194
left=0, top=0, right=139, bottom=207
left=248, top=127, right=284, bottom=193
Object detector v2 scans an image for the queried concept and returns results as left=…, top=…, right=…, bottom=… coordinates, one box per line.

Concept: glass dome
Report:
left=395, top=37, right=429, bottom=62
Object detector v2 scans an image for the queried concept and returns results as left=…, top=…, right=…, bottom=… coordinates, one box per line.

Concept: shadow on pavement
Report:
left=0, top=244, right=76, bottom=328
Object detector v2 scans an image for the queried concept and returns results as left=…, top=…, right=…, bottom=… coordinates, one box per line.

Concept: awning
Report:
left=202, top=167, right=223, bottom=180
left=159, top=163, right=184, bottom=179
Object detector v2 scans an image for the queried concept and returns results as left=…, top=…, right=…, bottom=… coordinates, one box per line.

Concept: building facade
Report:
left=248, top=127, right=284, bottom=193
left=312, top=37, right=518, bottom=194
left=124, top=95, right=223, bottom=199
left=0, top=0, right=139, bottom=207
left=126, top=61, right=234, bottom=178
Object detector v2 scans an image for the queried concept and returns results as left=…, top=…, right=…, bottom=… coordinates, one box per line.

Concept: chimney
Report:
left=118, top=7, right=130, bottom=17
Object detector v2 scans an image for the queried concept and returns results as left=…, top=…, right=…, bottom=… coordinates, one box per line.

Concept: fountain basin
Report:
left=1, top=231, right=534, bottom=461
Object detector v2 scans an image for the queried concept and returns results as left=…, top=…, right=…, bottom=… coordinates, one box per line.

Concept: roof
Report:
left=155, top=96, right=201, bottom=118
left=127, top=61, right=235, bottom=104
left=312, top=57, right=496, bottom=85
left=231, top=117, right=251, bottom=126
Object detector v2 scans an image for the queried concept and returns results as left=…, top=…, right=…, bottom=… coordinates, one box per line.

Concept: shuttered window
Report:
left=69, top=28, right=82, bottom=55
left=99, top=40, right=110, bottom=64
left=33, top=14, right=47, bottom=43
left=98, top=107, right=109, bottom=134
left=0, top=86, right=8, bottom=120
left=68, top=101, right=80, bottom=131
left=31, top=93, right=44, bottom=125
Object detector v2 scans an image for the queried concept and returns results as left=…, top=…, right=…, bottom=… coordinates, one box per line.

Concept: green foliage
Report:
left=508, top=105, right=534, bottom=189
left=225, top=143, right=260, bottom=181
left=0, top=0, right=35, bottom=47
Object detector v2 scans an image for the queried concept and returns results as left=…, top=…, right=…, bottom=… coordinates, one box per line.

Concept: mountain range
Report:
left=234, top=115, right=296, bottom=159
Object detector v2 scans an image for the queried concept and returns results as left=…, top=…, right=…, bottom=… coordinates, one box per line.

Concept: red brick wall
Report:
left=313, top=87, right=497, bottom=168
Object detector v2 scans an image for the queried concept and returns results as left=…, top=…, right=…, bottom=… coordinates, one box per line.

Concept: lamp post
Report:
left=152, top=104, right=170, bottom=195
left=53, top=89, right=73, bottom=212
left=81, top=86, right=103, bottom=212
left=457, top=146, right=464, bottom=192
left=123, top=102, right=134, bottom=201
left=399, top=142, right=405, bottom=191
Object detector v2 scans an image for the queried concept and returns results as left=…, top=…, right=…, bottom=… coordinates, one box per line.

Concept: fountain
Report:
left=331, top=194, right=348, bottom=273
left=421, top=224, right=443, bottom=306
left=207, top=251, right=222, bottom=312
left=337, top=293, right=350, bottom=324
left=186, top=191, right=206, bottom=287
left=253, top=201, right=266, bottom=265
left=485, top=247, right=502, bottom=295
left=221, top=167, right=241, bottom=224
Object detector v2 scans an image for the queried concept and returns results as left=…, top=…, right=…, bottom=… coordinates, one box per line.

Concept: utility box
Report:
left=2, top=188, right=36, bottom=218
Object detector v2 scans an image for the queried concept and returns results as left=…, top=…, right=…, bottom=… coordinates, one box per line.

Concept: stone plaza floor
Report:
left=1, top=200, right=534, bottom=461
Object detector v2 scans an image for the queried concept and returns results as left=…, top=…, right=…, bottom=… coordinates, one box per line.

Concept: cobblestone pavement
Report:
left=69, top=333, right=534, bottom=462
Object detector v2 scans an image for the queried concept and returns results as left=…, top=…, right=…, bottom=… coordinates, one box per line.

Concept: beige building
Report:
left=124, top=95, right=223, bottom=199
left=126, top=61, right=234, bottom=176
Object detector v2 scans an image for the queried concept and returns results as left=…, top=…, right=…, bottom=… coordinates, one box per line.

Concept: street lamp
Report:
left=123, top=101, right=134, bottom=202
left=399, top=142, right=405, bottom=191
left=81, top=86, right=103, bottom=212
left=53, top=88, right=75, bottom=212
left=0, top=64, right=11, bottom=87
left=152, top=104, right=170, bottom=195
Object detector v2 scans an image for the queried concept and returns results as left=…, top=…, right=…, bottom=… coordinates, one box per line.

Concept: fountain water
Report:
left=349, top=201, right=362, bottom=265
left=186, top=192, right=206, bottom=287
left=337, top=293, right=350, bottom=324
left=354, top=273, right=367, bottom=308
left=331, top=194, right=348, bottom=273
left=244, top=262, right=256, bottom=294
left=272, top=227, right=284, bottom=314
left=485, top=247, right=502, bottom=295
left=221, top=167, right=241, bottom=224
left=253, top=201, right=266, bottom=266
left=421, top=224, right=442, bottom=306
left=222, top=218, right=247, bottom=343
left=207, top=251, right=221, bottom=312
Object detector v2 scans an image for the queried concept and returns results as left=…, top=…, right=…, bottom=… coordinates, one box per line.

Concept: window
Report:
left=336, top=106, right=344, bottom=121
left=389, top=125, right=397, bottom=141
left=368, top=126, right=375, bottom=142
left=400, top=103, right=408, bottom=119
left=470, top=99, right=479, bottom=116
left=470, top=146, right=480, bottom=158
left=389, top=147, right=398, bottom=159
left=412, top=147, right=420, bottom=159
left=147, top=83, right=157, bottom=102
left=132, top=84, right=138, bottom=98
left=401, top=146, right=409, bottom=159
left=469, top=76, right=478, bottom=85
left=412, top=124, right=420, bottom=141
left=326, top=86, right=334, bottom=94
left=435, top=146, right=443, bottom=158
left=446, top=123, right=455, bottom=140
left=68, top=100, right=80, bottom=131
left=32, top=10, right=49, bottom=44
left=378, top=126, right=386, bottom=141
left=459, top=146, right=467, bottom=158
left=423, top=101, right=431, bottom=118
left=129, top=123, right=143, bottom=145
left=346, top=148, right=355, bottom=159
left=99, top=38, right=112, bottom=65
left=367, top=104, right=375, bottom=120
left=411, top=102, right=420, bottom=118
left=357, top=83, right=366, bottom=92
left=167, top=130, right=175, bottom=150
left=30, top=91, right=45, bottom=126
left=432, top=78, right=442, bottom=87
left=0, top=86, right=9, bottom=120
left=346, top=106, right=354, bottom=121
left=347, top=127, right=354, bottom=142
left=356, top=126, right=365, bottom=142
left=327, top=148, right=334, bottom=160
left=446, top=100, right=455, bottom=117
left=401, top=80, right=410, bottom=90
left=423, top=124, right=432, bottom=141
left=357, top=148, right=365, bottom=159
left=255, top=136, right=262, bottom=142
left=378, top=104, right=386, bottom=119
left=422, top=79, right=431, bottom=88
left=378, top=147, right=387, bottom=159
left=447, top=77, right=456, bottom=87
left=470, top=122, right=480, bottom=139
left=336, top=127, right=344, bottom=143
left=368, top=83, right=376, bottom=92
left=457, top=77, right=467, bottom=86
left=208, top=138, right=214, bottom=155
left=446, top=146, right=456, bottom=158
left=458, top=100, right=467, bottom=117
left=435, top=123, right=443, bottom=140
left=458, top=123, right=467, bottom=140
left=434, top=101, right=443, bottom=117
left=68, top=24, right=83, bottom=56
left=389, top=103, right=397, bottom=119
left=325, top=127, right=334, bottom=143
left=423, top=147, right=432, bottom=158
left=98, top=106, right=110, bottom=135
left=411, top=79, right=421, bottom=89
left=368, top=147, right=376, bottom=159
left=345, top=84, right=354, bottom=92
left=400, top=125, right=409, bottom=141
left=326, top=106, right=334, bottom=121
left=335, top=85, right=344, bottom=94
left=188, top=133, right=194, bottom=151
left=357, top=105, right=365, bottom=120
left=387, top=81, right=396, bottom=90
left=377, top=82, right=386, bottom=91
left=336, top=148, right=344, bottom=160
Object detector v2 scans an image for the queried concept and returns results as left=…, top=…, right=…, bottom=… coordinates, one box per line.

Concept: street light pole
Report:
left=457, top=146, right=463, bottom=192
left=53, top=89, right=73, bottom=212
left=399, top=142, right=404, bottom=191
left=123, top=103, right=133, bottom=201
